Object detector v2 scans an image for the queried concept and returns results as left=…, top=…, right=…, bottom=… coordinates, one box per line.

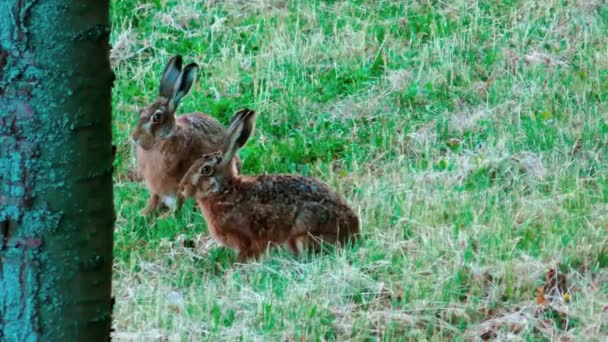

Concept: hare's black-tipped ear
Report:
left=173, top=63, right=198, bottom=105
left=219, top=109, right=257, bottom=168
left=235, top=108, right=257, bottom=148
left=159, top=55, right=183, bottom=98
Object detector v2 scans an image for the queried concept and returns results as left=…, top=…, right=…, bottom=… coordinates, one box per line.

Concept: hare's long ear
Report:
left=159, top=55, right=183, bottom=98
left=167, top=62, right=199, bottom=113
left=219, top=109, right=257, bottom=169
left=172, top=63, right=198, bottom=106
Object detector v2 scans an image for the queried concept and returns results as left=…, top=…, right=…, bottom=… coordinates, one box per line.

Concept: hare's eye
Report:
left=200, top=165, right=213, bottom=176
left=151, top=112, right=162, bottom=123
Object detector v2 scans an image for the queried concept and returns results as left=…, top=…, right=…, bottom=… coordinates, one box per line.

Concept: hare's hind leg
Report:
left=286, top=234, right=312, bottom=256
left=292, top=203, right=357, bottom=255
left=236, top=244, right=264, bottom=263
left=292, top=203, right=341, bottom=255
left=237, top=249, right=257, bottom=263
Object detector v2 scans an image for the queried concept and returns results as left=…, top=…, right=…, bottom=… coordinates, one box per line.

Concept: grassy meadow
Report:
left=109, top=0, right=607, bottom=340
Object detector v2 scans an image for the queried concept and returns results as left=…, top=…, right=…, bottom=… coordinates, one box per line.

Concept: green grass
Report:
left=110, top=0, right=608, bottom=340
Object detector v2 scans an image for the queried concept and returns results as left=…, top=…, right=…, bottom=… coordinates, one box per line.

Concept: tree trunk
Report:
left=0, top=1, right=114, bottom=341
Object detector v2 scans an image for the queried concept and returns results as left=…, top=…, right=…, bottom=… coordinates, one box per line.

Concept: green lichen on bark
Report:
left=0, top=1, right=114, bottom=341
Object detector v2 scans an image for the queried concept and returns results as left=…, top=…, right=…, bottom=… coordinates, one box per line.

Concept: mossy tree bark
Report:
left=0, top=1, right=114, bottom=341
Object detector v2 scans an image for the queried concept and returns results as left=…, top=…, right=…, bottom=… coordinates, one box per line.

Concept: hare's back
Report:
left=249, top=175, right=359, bottom=238
left=177, top=113, right=225, bottom=139
left=251, top=175, right=350, bottom=209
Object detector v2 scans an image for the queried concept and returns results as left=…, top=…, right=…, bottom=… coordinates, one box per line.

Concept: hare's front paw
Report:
left=141, top=194, right=160, bottom=217
left=158, top=209, right=174, bottom=220
left=140, top=207, right=152, bottom=216
left=158, top=211, right=171, bottom=220
left=158, top=199, right=182, bottom=220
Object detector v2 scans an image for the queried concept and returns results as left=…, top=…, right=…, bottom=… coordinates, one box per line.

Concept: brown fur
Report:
left=179, top=109, right=360, bottom=262
left=131, top=56, right=240, bottom=217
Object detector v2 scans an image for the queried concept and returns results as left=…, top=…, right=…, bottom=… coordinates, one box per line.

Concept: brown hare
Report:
left=179, top=109, right=360, bottom=262
left=131, top=55, right=239, bottom=218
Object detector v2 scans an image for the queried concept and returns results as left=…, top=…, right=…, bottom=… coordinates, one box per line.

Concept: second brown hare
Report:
left=131, top=55, right=240, bottom=218
left=179, top=109, right=360, bottom=262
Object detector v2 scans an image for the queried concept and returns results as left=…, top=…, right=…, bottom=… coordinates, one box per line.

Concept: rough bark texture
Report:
left=0, top=1, right=114, bottom=341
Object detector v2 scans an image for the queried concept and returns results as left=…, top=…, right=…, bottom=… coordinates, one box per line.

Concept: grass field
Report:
left=109, top=1, right=608, bottom=340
